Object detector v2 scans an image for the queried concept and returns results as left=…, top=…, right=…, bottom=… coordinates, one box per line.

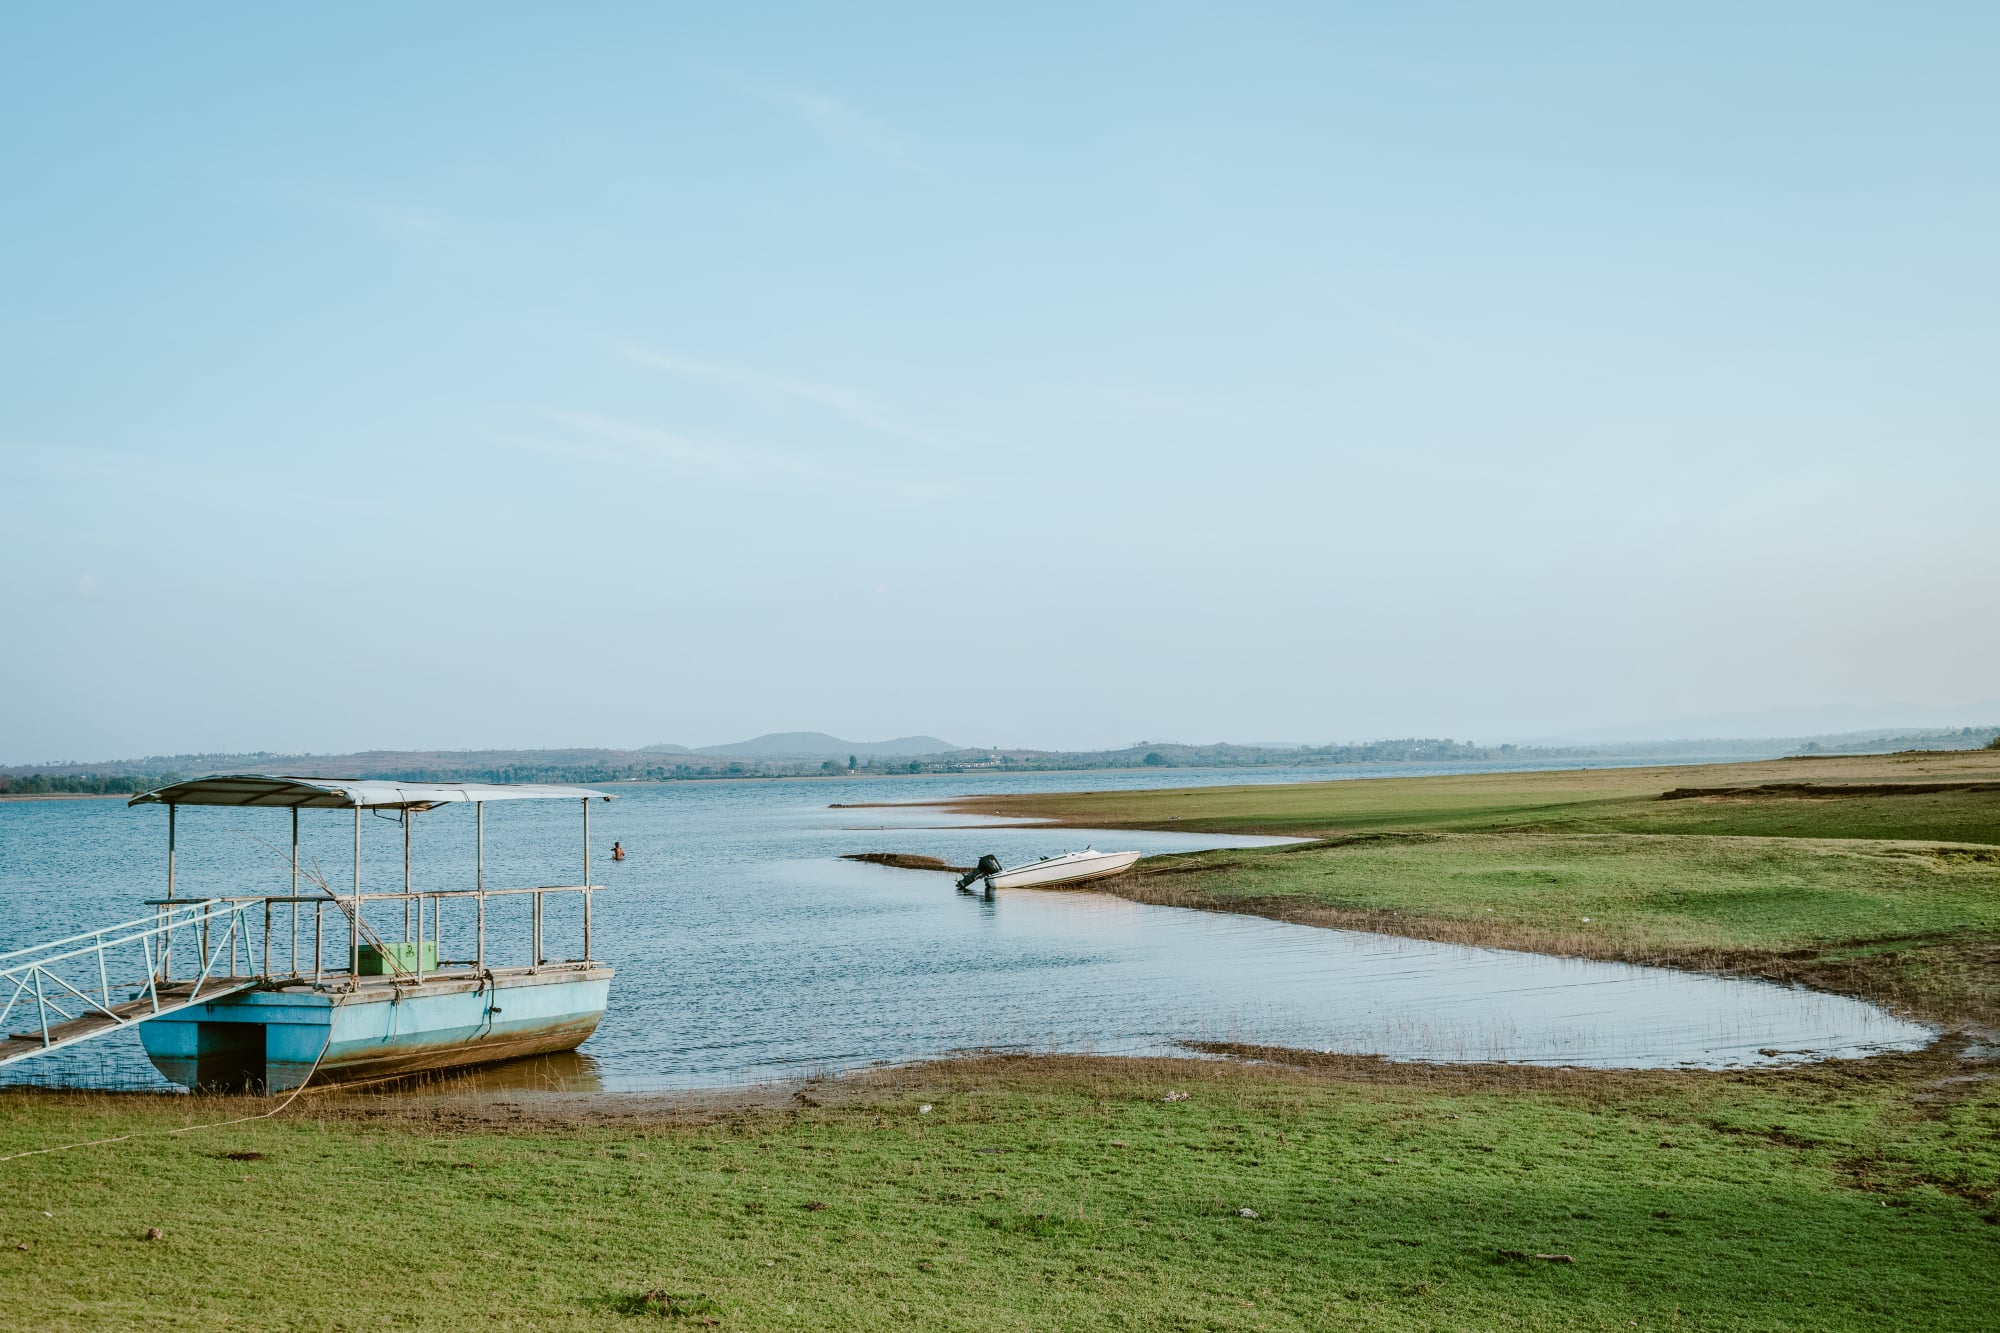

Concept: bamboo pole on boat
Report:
left=476, top=802, right=485, bottom=974
left=410, top=810, right=424, bottom=981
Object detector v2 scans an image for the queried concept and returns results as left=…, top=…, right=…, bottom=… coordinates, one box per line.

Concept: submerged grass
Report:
left=4, top=1049, right=1998, bottom=1331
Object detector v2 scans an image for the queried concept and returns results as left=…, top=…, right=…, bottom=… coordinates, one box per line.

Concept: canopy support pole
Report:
left=159, top=803, right=177, bottom=983
left=289, top=807, right=300, bottom=976
left=582, top=798, right=593, bottom=963
left=351, top=806, right=362, bottom=991
left=403, top=812, right=413, bottom=942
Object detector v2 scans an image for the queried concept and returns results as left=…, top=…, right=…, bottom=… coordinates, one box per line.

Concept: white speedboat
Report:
left=981, top=847, right=1142, bottom=890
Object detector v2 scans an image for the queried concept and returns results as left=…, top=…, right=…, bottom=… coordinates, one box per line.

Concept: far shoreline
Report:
left=0, top=791, right=125, bottom=802
left=1, top=754, right=1721, bottom=804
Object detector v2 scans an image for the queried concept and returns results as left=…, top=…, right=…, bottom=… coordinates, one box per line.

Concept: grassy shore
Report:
left=4, top=1048, right=1998, bottom=1331
left=5, top=753, right=1998, bottom=1329
left=941, top=750, right=2000, bottom=1027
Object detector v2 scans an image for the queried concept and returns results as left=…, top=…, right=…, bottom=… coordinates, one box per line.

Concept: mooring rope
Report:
left=0, top=1030, right=336, bottom=1164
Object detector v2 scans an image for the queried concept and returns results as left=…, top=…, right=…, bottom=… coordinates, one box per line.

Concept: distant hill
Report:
left=692, top=732, right=959, bottom=759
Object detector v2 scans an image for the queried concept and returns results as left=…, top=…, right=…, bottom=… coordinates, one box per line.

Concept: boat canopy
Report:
left=128, top=774, right=615, bottom=811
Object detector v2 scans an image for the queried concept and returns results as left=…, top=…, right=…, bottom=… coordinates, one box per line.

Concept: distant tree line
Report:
left=0, top=771, right=181, bottom=795
left=12, top=728, right=1994, bottom=795
left=0, top=740, right=1605, bottom=793
left=1793, top=726, right=2000, bottom=756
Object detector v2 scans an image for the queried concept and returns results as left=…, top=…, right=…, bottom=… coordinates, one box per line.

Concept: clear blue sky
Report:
left=4, top=4, right=1996, bottom=763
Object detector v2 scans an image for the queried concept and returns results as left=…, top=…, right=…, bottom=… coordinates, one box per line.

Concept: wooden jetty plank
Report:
left=0, top=979, right=261, bottom=1066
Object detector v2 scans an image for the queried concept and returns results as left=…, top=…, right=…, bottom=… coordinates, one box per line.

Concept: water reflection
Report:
left=343, top=1050, right=607, bottom=1096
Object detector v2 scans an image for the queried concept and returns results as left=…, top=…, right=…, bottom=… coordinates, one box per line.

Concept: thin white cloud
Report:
left=736, top=78, right=906, bottom=163
left=617, top=346, right=953, bottom=450
left=543, top=412, right=732, bottom=472
left=537, top=411, right=835, bottom=482
left=276, top=180, right=449, bottom=243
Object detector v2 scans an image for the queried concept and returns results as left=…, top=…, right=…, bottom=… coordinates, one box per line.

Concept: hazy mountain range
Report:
left=638, top=733, right=959, bottom=759
left=5, top=725, right=1994, bottom=796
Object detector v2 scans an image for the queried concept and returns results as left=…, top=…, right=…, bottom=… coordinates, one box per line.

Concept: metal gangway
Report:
left=0, top=900, right=264, bottom=1067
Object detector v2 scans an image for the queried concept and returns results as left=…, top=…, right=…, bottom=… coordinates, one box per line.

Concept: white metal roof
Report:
left=127, top=774, right=615, bottom=810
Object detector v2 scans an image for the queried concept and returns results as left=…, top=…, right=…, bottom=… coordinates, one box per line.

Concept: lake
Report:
left=0, top=764, right=1934, bottom=1091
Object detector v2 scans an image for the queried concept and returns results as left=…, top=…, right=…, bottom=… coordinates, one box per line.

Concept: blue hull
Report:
left=137, top=966, right=612, bottom=1091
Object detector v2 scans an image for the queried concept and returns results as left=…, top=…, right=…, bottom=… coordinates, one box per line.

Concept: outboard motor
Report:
left=956, top=854, right=1003, bottom=892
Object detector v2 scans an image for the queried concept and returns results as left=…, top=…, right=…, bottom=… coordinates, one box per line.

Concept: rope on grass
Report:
left=0, top=1033, right=334, bottom=1164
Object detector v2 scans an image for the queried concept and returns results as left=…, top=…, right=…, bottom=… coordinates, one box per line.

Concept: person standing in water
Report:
left=611, top=841, right=626, bottom=861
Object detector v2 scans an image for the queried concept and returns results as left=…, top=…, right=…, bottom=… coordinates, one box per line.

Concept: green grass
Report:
left=1564, top=791, right=2000, bottom=845
left=8, top=753, right=2000, bottom=1329
left=948, top=752, right=2000, bottom=846
left=4, top=1051, right=1998, bottom=1331
left=1138, top=834, right=2000, bottom=953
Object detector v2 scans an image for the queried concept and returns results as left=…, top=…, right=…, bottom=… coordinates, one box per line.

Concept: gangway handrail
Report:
left=0, top=901, right=222, bottom=965
left=0, top=898, right=258, bottom=1065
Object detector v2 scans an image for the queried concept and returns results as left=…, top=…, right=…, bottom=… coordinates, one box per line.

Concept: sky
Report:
left=3, top=3, right=1997, bottom=764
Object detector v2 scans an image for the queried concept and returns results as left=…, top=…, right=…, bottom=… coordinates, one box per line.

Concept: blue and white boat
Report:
left=1, top=774, right=615, bottom=1092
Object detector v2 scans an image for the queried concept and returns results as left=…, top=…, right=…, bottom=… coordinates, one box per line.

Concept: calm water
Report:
left=0, top=764, right=1934, bottom=1091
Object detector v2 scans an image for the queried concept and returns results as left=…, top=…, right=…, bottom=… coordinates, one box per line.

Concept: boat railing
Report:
left=0, top=780, right=620, bottom=1072
left=135, top=883, right=601, bottom=989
